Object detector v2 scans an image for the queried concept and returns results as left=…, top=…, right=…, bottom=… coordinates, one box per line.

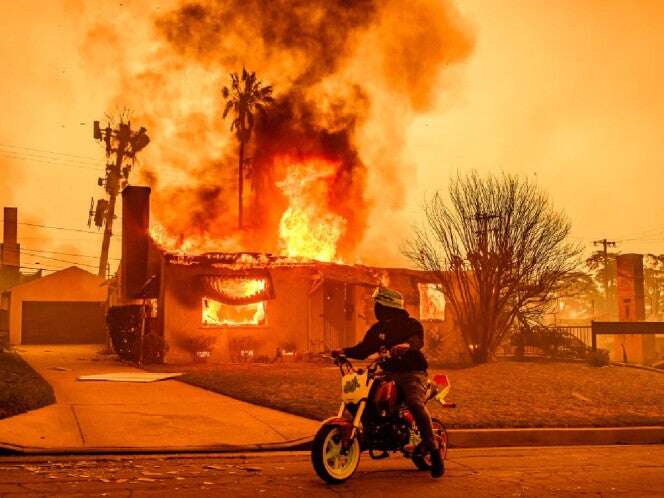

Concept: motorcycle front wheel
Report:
left=412, top=417, right=448, bottom=472
left=311, top=425, right=361, bottom=484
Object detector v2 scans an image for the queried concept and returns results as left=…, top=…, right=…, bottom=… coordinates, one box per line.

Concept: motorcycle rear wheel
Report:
left=412, top=418, right=448, bottom=472
left=311, top=425, right=361, bottom=484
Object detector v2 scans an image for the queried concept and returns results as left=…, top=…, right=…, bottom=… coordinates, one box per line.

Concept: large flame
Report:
left=276, top=156, right=346, bottom=262
left=151, top=155, right=350, bottom=261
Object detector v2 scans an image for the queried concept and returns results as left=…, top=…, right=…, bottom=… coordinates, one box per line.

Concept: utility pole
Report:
left=90, top=119, right=150, bottom=278
left=593, top=238, right=617, bottom=315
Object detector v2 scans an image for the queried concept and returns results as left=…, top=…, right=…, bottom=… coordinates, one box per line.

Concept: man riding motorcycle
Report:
left=333, top=286, right=444, bottom=478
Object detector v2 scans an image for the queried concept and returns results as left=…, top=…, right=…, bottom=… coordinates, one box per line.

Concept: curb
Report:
left=611, top=362, right=664, bottom=374
left=2, top=427, right=663, bottom=456
left=447, top=426, right=664, bottom=448
left=0, top=436, right=313, bottom=456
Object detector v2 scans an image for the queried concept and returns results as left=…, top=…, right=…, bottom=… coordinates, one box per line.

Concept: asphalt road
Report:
left=0, top=445, right=662, bottom=497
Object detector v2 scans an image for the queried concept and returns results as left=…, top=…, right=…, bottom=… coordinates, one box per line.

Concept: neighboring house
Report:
left=110, top=186, right=469, bottom=364
left=3, top=266, right=108, bottom=345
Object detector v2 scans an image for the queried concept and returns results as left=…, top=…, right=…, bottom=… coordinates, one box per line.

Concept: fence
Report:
left=591, top=321, right=664, bottom=351
left=551, top=326, right=592, bottom=347
left=509, top=325, right=592, bottom=359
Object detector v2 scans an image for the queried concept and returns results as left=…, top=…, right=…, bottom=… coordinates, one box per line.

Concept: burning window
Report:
left=419, top=283, right=446, bottom=321
left=199, top=276, right=272, bottom=327
left=202, top=297, right=266, bottom=326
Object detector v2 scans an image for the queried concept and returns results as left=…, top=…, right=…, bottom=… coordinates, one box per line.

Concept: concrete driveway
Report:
left=0, top=345, right=319, bottom=452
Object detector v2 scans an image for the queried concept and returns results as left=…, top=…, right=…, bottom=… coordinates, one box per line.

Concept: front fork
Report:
left=338, top=400, right=368, bottom=447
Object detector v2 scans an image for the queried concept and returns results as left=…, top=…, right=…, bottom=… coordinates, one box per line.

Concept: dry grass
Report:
left=0, top=352, right=55, bottom=420
left=161, top=359, right=664, bottom=428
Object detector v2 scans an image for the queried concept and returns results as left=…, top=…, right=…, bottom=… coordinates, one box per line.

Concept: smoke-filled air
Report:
left=83, top=0, right=474, bottom=262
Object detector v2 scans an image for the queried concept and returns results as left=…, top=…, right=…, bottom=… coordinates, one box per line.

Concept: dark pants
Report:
left=389, top=371, right=437, bottom=451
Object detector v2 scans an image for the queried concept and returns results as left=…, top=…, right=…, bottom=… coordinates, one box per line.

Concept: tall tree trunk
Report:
left=238, top=139, right=245, bottom=229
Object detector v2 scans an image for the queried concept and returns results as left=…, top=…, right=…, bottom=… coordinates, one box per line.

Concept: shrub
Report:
left=586, top=349, right=610, bottom=367
left=177, top=335, right=215, bottom=363
left=511, top=326, right=588, bottom=360
left=229, top=336, right=258, bottom=362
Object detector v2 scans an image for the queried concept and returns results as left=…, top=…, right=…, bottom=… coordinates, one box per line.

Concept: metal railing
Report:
left=550, top=325, right=593, bottom=347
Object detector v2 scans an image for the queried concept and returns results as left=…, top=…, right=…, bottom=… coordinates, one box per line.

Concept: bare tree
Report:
left=404, top=172, right=580, bottom=363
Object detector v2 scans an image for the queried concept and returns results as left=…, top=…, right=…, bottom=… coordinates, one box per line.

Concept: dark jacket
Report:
left=343, top=309, right=428, bottom=372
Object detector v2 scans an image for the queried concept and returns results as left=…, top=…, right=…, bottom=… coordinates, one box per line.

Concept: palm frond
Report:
left=258, top=86, right=273, bottom=99
left=222, top=100, right=234, bottom=119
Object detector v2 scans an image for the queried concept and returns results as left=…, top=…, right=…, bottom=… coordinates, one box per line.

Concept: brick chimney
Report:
left=616, top=253, right=645, bottom=321
left=613, top=253, right=655, bottom=364
left=1, top=207, right=20, bottom=270
left=121, top=186, right=151, bottom=299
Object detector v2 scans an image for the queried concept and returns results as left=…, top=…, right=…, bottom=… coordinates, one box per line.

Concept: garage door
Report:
left=22, top=301, right=106, bottom=344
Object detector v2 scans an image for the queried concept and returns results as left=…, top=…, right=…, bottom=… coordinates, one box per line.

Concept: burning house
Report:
left=110, top=186, right=467, bottom=364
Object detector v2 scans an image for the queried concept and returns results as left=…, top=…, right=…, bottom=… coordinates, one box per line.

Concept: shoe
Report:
left=430, top=448, right=444, bottom=478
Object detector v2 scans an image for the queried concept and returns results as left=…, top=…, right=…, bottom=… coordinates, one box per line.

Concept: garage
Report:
left=3, top=266, right=108, bottom=345
left=21, top=301, right=106, bottom=344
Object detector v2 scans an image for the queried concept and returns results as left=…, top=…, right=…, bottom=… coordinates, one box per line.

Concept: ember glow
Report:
left=418, top=283, right=446, bottom=321
left=276, top=157, right=347, bottom=262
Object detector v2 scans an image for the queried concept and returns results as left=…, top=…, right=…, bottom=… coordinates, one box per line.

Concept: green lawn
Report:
left=0, top=352, right=55, bottom=419
left=161, top=359, right=664, bottom=428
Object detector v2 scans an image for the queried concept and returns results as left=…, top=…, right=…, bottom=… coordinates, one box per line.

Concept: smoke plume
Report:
left=85, top=0, right=474, bottom=261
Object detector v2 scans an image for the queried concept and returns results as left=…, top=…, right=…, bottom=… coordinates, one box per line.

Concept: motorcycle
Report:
left=311, top=349, right=455, bottom=484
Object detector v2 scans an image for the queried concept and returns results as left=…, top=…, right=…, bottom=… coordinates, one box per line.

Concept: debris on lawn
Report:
left=76, top=372, right=182, bottom=382
left=241, top=466, right=263, bottom=472
left=571, top=392, right=592, bottom=403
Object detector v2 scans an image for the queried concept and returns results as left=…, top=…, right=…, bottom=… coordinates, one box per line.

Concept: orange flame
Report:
left=276, top=156, right=347, bottom=262
left=149, top=155, right=349, bottom=262
left=149, top=222, right=242, bottom=255
left=202, top=279, right=267, bottom=326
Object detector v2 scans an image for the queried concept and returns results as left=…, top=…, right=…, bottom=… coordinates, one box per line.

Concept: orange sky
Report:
left=2, top=0, right=664, bottom=273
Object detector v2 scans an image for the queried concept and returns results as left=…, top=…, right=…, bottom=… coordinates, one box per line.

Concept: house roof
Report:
left=163, top=252, right=439, bottom=286
left=3, top=266, right=107, bottom=294
left=0, top=267, right=41, bottom=293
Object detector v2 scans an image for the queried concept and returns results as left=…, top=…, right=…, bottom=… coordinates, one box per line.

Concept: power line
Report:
left=21, top=247, right=120, bottom=261
left=0, top=141, right=188, bottom=182
left=19, top=249, right=99, bottom=269
left=0, top=151, right=104, bottom=171
left=3, top=263, right=61, bottom=272
left=0, top=220, right=104, bottom=235
left=0, top=149, right=102, bottom=167
left=0, top=142, right=101, bottom=162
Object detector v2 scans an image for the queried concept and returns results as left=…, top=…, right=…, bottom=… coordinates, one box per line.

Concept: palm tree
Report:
left=222, top=68, right=274, bottom=229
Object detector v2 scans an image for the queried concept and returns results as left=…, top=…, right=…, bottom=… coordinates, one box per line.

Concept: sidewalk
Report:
left=0, top=345, right=319, bottom=453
